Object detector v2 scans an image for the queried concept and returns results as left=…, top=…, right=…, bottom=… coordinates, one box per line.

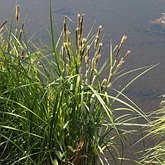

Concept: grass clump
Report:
left=0, top=4, right=155, bottom=165
left=139, top=96, right=165, bottom=165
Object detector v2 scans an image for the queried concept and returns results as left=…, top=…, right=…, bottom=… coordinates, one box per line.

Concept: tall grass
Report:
left=139, top=96, right=165, bottom=165
left=0, top=4, right=156, bottom=165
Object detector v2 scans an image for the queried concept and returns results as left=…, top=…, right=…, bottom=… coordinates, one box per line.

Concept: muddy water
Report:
left=1, top=0, right=165, bottom=163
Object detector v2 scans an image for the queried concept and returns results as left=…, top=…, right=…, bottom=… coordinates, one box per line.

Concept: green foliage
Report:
left=0, top=4, right=156, bottom=165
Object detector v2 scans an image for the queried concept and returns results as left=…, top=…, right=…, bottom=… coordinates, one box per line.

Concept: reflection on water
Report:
left=1, top=0, right=165, bottom=112
left=53, top=7, right=75, bottom=16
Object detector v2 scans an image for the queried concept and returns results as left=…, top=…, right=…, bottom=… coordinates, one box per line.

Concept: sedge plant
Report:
left=0, top=4, right=156, bottom=165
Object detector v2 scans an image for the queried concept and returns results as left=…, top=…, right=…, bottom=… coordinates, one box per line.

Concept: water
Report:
left=1, top=0, right=165, bottom=163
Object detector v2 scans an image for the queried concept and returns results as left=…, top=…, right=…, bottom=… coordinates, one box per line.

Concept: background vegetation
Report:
left=139, top=96, right=165, bottom=165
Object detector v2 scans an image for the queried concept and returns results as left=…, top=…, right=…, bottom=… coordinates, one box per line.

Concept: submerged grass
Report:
left=0, top=4, right=156, bottom=165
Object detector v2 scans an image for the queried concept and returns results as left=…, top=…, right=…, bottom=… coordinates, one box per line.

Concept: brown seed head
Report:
left=63, top=16, right=67, bottom=42
left=120, top=35, right=127, bottom=45
left=16, top=5, right=20, bottom=23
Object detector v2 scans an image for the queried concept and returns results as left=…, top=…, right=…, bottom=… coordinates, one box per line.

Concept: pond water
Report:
left=1, top=0, right=165, bottom=113
left=1, top=0, right=165, bottom=164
